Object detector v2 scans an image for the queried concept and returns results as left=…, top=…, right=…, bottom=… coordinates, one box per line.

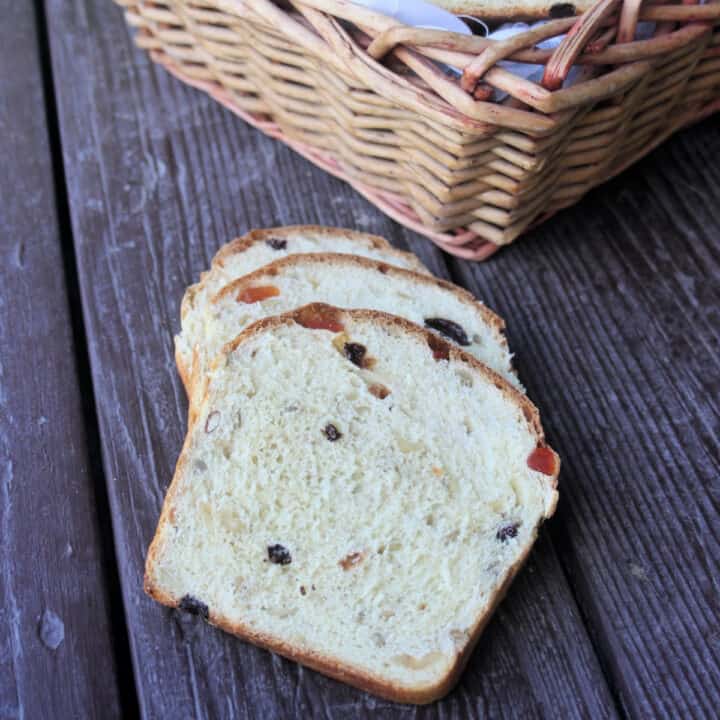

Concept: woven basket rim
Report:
left=238, top=0, right=720, bottom=125
left=118, top=0, right=720, bottom=257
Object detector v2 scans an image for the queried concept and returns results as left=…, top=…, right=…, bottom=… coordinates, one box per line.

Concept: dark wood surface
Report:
left=43, top=3, right=616, bottom=717
left=1, top=0, right=716, bottom=716
left=0, top=3, right=123, bottom=718
left=451, top=127, right=720, bottom=718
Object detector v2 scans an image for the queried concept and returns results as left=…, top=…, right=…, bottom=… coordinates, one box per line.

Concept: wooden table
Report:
left=2, top=2, right=718, bottom=717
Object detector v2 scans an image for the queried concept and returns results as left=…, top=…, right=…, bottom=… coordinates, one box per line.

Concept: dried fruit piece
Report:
left=527, top=446, right=558, bottom=476
left=344, top=342, right=367, bottom=367
left=267, top=544, right=292, bottom=565
left=335, top=341, right=376, bottom=369
left=265, top=237, right=287, bottom=250
left=496, top=523, right=519, bottom=542
left=205, top=411, right=220, bottom=434
left=179, top=595, right=209, bottom=620
left=339, top=551, right=364, bottom=570
left=323, top=424, right=342, bottom=441
left=427, top=334, right=450, bottom=361
left=368, top=383, right=391, bottom=399
left=424, top=318, right=471, bottom=346
left=295, top=305, right=344, bottom=332
left=299, top=586, right=307, bottom=596
left=237, top=285, right=280, bottom=304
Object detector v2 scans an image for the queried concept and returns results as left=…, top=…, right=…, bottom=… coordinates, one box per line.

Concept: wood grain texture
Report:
left=451, top=117, right=720, bottom=719
left=44, top=1, right=616, bottom=717
left=0, top=3, right=123, bottom=718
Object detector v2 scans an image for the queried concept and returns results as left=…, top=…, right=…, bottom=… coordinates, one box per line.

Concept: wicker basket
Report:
left=116, top=0, right=720, bottom=259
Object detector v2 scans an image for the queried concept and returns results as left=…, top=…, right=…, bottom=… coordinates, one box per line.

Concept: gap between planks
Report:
left=32, top=0, right=141, bottom=716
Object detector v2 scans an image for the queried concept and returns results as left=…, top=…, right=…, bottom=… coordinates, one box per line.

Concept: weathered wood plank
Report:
left=45, top=1, right=617, bottom=716
left=0, top=3, right=125, bottom=718
left=451, top=117, right=720, bottom=719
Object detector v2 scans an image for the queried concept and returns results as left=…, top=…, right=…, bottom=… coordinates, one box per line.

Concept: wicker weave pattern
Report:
left=116, top=0, right=720, bottom=258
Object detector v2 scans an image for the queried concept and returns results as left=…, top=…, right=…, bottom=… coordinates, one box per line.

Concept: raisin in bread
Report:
left=177, top=226, right=430, bottom=389
left=181, top=254, right=520, bottom=419
left=145, top=305, right=559, bottom=704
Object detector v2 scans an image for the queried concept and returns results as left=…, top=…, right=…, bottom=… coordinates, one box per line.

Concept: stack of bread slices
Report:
left=146, top=225, right=560, bottom=704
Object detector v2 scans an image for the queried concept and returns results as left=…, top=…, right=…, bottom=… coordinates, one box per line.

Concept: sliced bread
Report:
left=145, top=304, right=559, bottom=704
left=180, top=253, right=519, bottom=414
left=177, top=226, right=430, bottom=388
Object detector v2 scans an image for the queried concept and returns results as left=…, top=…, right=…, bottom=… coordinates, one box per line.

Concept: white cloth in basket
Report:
left=351, top=0, right=472, bottom=34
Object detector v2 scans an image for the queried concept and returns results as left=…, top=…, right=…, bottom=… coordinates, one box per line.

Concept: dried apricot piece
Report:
left=527, top=446, right=558, bottom=475
left=427, top=334, right=450, bottom=361
left=237, top=285, right=280, bottom=304
left=295, top=305, right=344, bottom=332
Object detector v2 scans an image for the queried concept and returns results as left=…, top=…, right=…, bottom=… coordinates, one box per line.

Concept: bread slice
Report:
left=145, top=305, right=559, bottom=704
left=428, top=0, right=590, bottom=19
left=177, top=226, right=430, bottom=389
left=180, top=253, right=519, bottom=415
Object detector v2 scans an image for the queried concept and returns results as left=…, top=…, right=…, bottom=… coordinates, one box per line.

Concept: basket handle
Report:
left=460, top=18, right=577, bottom=93
left=542, top=0, right=623, bottom=90
left=617, top=0, right=643, bottom=43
